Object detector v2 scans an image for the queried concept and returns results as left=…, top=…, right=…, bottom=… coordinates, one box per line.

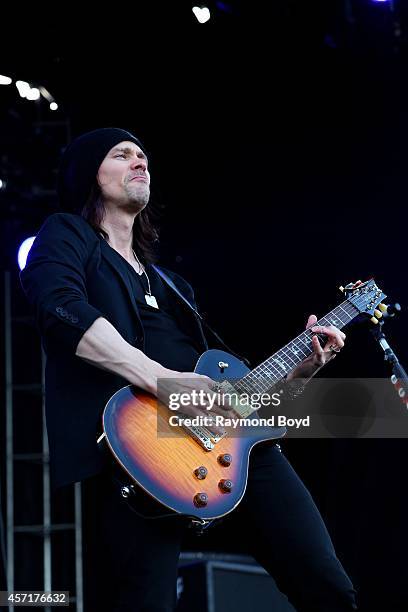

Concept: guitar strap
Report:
left=152, top=265, right=251, bottom=367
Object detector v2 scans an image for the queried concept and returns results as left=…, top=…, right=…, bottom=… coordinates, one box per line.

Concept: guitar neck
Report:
left=235, top=299, right=360, bottom=395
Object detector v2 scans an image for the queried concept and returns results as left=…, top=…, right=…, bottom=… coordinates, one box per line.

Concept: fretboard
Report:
left=235, top=300, right=359, bottom=395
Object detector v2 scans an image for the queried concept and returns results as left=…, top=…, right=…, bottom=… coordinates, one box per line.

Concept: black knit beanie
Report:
left=57, top=127, right=147, bottom=213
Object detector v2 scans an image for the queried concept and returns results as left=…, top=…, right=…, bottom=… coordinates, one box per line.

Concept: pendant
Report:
left=145, top=293, right=159, bottom=309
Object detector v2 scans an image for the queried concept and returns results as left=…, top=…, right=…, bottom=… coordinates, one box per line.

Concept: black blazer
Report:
left=20, top=213, right=208, bottom=489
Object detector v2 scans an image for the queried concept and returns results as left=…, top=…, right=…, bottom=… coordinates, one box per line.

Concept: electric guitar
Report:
left=98, top=279, right=386, bottom=522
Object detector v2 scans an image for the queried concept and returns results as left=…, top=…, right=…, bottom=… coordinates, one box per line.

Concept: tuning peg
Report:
left=339, top=286, right=345, bottom=293
left=378, top=303, right=401, bottom=318
left=370, top=316, right=379, bottom=325
left=374, top=309, right=383, bottom=319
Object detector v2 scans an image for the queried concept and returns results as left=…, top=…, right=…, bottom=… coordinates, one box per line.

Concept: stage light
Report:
left=17, top=236, right=36, bottom=271
left=0, top=179, right=5, bottom=190
left=192, top=6, right=211, bottom=23
left=15, top=82, right=41, bottom=101
left=16, top=80, right=31, bottom=98
left=0, top=74, right=12, bottom=85
left=26, top=87, right=40, bottom=101
left=9, top=80, right=58, bottom=110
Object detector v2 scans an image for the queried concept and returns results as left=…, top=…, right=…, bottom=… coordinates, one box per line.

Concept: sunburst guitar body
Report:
left=100, top=349, right=285, bottom=522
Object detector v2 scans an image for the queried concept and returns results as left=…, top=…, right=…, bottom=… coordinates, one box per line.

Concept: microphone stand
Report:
left=370, top=304, right=408, bottom=408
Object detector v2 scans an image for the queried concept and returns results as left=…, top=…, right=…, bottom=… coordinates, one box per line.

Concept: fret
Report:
left=277, top=347, right=299, bottom=368
left=245, top=366, right=268, bottom=391
left=263, top=361, right=285, bottom=379
left=234, top=378, right=251, bottom=394
left=323, top=303, right=356, bottom=327
left=338, top=304, right=352, bottom=319
left=291, top=340, right=308, bottom=358
left=249, top=370, right=270, bottom=392
left=321, top=310, right=347, bottom=327
left=256, top=363, right=280, bottom=383
left=258, top=365, right=280, bottom=388
left=236, top=299, right=361, bottom=395
left=242, top=371, right=281, bottom=394
left=237, top=375, right=273, bottom=395
left=320, top=317, right=334, bottom=327
left=286, top=341, right=307, bottom=360
left=297, top=336, right=311, bottom=351
left=237, top=381, right=257, bottom=397
left=255, top=361, right=282, bottom=381
left=298, top=335, right=313, bottom=355
left=235, top=380, right=256, bottom=396
left=270, top=353, right=297, bottom=376
left=271, top=357, right=290, bottom=375
left=243, top=368, right=280, bottom=393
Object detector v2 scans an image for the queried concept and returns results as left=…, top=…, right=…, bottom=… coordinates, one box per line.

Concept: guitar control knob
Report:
left=219, top=479, right=233, bottom=493
left=194, top=466, right=208, bottom=480
left=218, top=453, right=232, bottom=467
left=194, top=493, right=208, bottom=507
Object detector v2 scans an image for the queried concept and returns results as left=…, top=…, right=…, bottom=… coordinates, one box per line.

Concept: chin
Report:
left=125, top=187, right=150, bottom=211
left=129, top=197, right=149, bottom=213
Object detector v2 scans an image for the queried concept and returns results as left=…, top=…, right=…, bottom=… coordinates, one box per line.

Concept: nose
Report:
left=130, top=155, right=147, bottom=172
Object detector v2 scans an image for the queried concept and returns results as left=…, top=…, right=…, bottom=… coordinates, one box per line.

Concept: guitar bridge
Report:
left=181, top=423, right=226, bottom=451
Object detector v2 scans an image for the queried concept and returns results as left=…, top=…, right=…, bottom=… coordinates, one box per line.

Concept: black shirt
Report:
left=109, top=248, right=202, bottom=372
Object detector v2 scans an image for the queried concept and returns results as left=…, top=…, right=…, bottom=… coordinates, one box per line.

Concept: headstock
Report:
left=339, top=279, right=387, bottom=324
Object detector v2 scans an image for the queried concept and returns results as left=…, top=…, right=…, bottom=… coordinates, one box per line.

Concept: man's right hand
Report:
left=155, top=371, right=234, bottom=436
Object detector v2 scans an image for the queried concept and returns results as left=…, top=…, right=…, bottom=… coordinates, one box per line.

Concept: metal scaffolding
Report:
left=3, top=270, right=83, bottom=610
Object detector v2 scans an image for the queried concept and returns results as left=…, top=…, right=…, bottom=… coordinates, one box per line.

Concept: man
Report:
left=20, top=127, right=357, bottom=611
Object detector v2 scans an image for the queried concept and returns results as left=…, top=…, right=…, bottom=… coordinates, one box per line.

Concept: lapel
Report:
left=99, top=238, right=143, bottom=328
left=99, top=240, right=208, bottom=351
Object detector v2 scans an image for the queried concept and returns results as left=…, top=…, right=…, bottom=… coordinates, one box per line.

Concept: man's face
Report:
left=97, top=140, right=150, bottom=212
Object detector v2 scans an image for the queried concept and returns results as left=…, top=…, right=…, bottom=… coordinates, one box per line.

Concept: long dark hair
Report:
left=80, top=182, right=160, bottom=264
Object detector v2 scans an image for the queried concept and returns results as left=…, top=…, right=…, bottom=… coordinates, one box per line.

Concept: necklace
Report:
left=132, top=249, right=159, bottom=309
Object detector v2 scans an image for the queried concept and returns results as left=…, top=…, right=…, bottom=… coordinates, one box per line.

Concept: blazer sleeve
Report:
left=20, top=213, right=104, bottom=354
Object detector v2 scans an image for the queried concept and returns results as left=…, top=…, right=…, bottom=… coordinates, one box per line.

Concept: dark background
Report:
left=1, top=1, right=408, bottom=610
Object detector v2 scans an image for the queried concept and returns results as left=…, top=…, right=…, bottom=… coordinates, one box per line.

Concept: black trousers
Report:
left=82, top=443, right=357, bottom=612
